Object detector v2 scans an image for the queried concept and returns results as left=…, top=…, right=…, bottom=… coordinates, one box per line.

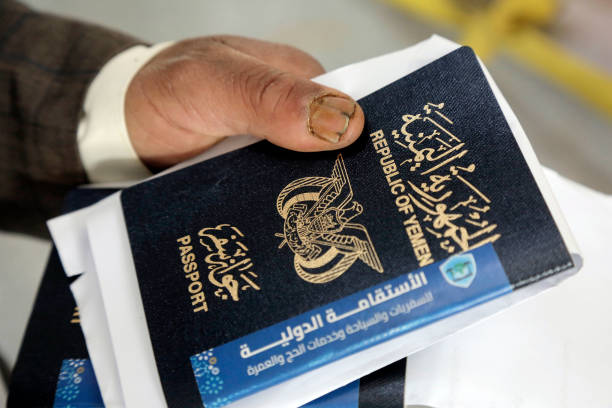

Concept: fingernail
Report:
left=308, top=95, right=357, bottom=144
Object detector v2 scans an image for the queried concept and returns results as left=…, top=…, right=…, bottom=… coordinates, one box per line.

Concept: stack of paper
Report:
left=35, top=36, right=582, bottom=408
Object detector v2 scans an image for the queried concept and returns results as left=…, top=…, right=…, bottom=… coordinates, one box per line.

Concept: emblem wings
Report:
left=309, top=224, right=384, bottom=273
left=306, top=155, right=354, bottom=219
left=305, top=155, right=384, bottom=273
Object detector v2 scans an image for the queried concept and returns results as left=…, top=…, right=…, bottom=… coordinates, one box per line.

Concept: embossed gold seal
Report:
left=275, top=154, right=383, bottom=284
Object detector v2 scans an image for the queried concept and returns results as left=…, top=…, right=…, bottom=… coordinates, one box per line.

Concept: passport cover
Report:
left=120, top=47, right=574, bottom=407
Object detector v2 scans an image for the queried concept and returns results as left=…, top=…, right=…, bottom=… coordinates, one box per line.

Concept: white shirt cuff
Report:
left=77, top=42, right=175, bottom=183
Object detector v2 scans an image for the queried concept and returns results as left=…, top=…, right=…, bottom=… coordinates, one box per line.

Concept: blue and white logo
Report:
left=440, top=253, right=476, bottom=288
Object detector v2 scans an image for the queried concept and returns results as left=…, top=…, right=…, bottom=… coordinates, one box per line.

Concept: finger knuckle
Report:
left=239, top=67, right=298, bottom=118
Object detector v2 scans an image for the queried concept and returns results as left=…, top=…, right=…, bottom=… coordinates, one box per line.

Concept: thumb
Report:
left=126, top=39, right=365, bottom=167
left=228, top=60, right=364, bottom=152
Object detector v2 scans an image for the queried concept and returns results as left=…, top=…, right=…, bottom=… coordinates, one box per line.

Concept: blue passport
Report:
left=117, top=46, right=574, bottom=407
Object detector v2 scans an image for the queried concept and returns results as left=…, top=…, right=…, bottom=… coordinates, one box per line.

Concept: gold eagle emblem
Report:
left=275, top=154, right=383, bottom=284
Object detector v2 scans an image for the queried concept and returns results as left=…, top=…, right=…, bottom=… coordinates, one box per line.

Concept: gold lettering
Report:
left=183, top=261, right=198, bottom=273
left=188, top=281, right=203, bottom=294
left=403, top=215, right=434, bottom=266
left=177, top=235, right=208, bottom=313
left=385, top=171, right=401, bottom=185
left=405, top=224, right=422, bottom=237
left=185, top=270, right=200, bottom=281
left=179, top=245, right=193, bottom=257
left=181, top=252, right=195, bottom=264
left=177, top=235, right=191, bottom=245
left=395, top=195, right=414, bottom=215
left=193, top=304, right=208, bottom=313
left=377, top=146, right=391, bottom=156
left=70, top=306, right=80, bottom=324
left=383, top=162, right=397, bottom=175
left=411, top=236, right=427, bottom=249
left=370, top=129, right=385, bottom=141
left=371, top=126, right=435, bottom=267
left=404, top=214, right=418, bottom=225
left=373, top=138, right=388, bottom=150
left=390, top=182, right=405, bottom=195
left=416, top=248, right=434, bottom=266
left=190, top=291, right=208, bottom=312
left=414, top=243, right=429, bottom=256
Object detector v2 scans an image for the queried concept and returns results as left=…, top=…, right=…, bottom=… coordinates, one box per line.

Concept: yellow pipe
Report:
left=507, top=29, right=612, bottom=118
left=382, top=0, right=612, bottom=119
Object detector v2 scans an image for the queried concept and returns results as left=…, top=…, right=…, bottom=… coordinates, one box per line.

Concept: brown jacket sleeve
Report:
left=0, top=0, right=142, bottom=237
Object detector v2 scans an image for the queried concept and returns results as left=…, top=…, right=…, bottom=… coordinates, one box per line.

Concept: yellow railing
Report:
left=384, top=0, right=612, bottom=119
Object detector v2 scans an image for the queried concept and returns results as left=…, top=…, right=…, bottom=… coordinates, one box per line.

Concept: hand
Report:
left=125, top=35, right=365, bottom=168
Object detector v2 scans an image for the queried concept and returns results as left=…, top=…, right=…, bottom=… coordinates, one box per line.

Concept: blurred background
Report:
left=1, top=0, right=611, bottom=403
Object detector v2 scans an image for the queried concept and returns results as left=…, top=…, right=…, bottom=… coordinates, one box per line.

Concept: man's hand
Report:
left=125, top=35, right=365, bottom=168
